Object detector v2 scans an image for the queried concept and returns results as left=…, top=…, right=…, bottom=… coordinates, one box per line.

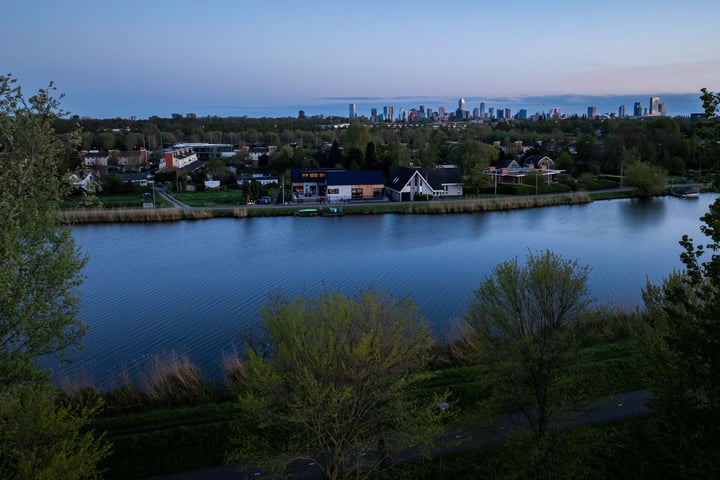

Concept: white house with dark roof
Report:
left=83, top=150, right=110, bottom=168
left=290, top=169, right=385, bottom=203
left=160, top=146, right=198, bottom=170
left=486, top=156, right=563, bottom=185
left=385, top=166, right=463, bottom=201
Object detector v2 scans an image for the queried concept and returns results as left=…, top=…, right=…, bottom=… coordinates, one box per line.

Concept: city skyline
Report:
left=2, top=0, right=719, bottom=119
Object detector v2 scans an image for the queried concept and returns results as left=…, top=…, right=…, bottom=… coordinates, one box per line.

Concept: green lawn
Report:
left=64, top=192, right=171, bottom=209
left=171, top=190, right=247, bottom=207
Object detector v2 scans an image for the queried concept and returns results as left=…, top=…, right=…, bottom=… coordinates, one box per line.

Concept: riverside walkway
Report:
left=147, top=389, right=653, bottom=480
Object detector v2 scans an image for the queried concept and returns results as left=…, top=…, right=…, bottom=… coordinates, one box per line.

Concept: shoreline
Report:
left=59, top=191, right=616, bottom=224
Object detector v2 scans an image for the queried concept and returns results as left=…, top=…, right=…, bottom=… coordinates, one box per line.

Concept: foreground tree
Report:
left=465, top=250, right=592, bottom=438
left=230, top=290, right=444, bottom=480
left=0, top=75, right=109, bottom=477
left=642, top=186, right=720, bottom=476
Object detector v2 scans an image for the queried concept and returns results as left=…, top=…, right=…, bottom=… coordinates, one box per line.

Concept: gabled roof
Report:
left=497, top=159, right=521, bottom=169
left=386, top=166, right=420, bottom=190
left=524, top=155, right=555, bottom=168
left=422, top=167, right=462, bottom=189
left=386, top=166, right=462, bottom=191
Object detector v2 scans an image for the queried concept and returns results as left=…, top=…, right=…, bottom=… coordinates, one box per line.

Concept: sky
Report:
left=2, top=0, right=719, bottom=119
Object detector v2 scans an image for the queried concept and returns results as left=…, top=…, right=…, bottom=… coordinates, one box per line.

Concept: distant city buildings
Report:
left=343, top=93, right=668, bottom=125
left=634, top=102, right=643, bottom=117
left=383, top=105, right=394, bottom=122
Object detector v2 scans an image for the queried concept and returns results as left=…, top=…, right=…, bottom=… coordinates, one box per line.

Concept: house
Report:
left=385, top=166, right=463, bottom=202
left=118, top=172, right=151, bottom=186
left=160, top=146, right=198, bottom=170
left=485, top=157, right=563, bottom=185
left=83, top=150, right=110, bottom=168
left=325, top=170, right=385, bottom=202
left=172, top=143, right=236, bottom=161
left=236, top=173, right=278, bottom=186
left=291, top=169, right=385, bottom=203
left=524, top=155, right=556, bottom=169
left=69, top=172, right=99, bottom=193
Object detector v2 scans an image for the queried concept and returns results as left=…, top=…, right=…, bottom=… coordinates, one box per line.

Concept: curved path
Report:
left=146, top=389, right=653, bottom=480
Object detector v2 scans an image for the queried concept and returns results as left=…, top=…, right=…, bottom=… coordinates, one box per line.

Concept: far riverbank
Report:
left=59, top=190, right=639, bottom=224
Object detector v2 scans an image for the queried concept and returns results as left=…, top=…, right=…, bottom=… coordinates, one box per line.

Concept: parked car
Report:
left=257, top=196, right=272, bottom=204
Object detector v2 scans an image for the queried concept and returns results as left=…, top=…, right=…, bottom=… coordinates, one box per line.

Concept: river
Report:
left=58, top=194, right=719, bottom=388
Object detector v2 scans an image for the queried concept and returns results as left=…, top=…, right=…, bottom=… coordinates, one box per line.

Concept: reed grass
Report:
left=60, top=193, right=594, bottom=223
left=221, top=350, right=250, bottom=397
left=141, top=352, right=219, bottom=408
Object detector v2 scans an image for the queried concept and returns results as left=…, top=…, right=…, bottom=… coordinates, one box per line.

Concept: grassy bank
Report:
left=72, top=331, right=644, bottom=479
left=60, top=193, right=594, bottom=223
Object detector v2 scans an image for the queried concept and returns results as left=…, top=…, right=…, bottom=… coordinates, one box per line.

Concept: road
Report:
left=146, top=389, right=653, bottom=480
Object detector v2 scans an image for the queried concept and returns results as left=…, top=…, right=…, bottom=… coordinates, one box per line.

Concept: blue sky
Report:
left=2, top=0, right=719, bottom=118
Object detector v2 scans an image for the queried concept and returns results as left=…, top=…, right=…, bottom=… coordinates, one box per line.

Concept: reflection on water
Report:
left=60, top=194, right=719, bottom=387
left=618, top=197, right=667, bottom=228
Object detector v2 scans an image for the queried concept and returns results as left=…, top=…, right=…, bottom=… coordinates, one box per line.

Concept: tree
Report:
left=622, top=148, right=668, bottom=196
left=0, top=75, right=87, bottom=386
left=641, top=168, right=720, bottom=477
left=0, top=75, right=109, bottom=477
left=364, top=140, right=377, bottom=170
left=342, top=123, right=372, bottom=158
left=557, top=151, right=573, bottom=172
left=230, top=290, right=444, bottom=480
left=0, top=383, right=110, bottom=480
left=465, top=250, right=592, bottom=438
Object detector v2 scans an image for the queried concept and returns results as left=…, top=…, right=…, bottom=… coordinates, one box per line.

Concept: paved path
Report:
left=146, top=389, right=653, bottom=480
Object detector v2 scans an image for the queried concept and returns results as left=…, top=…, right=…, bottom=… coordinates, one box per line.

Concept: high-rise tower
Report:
left=650, top=96, right=660, bottom=115
left=349, top=103, right=356, bottom=119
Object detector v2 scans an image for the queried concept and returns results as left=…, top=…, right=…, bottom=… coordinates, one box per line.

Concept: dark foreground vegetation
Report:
left=3, top=76, right=720, bottom=479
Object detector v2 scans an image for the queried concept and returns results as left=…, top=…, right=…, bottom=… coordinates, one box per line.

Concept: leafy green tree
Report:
left=206, top=157, right=235, bottom=185
left=641, top=144, right=720, bottom=477
left=230, top=290, right=444, bottom=480
left=342, top=123, right=371, bottom=158
left=95, top=131, right=116, bottom=150
left=0, top=75, right=87, bottom=386
left=0, top=75, right=109, bottom=478
left=465, top=250, right=592, bottom=438
left=0, top=383, right=110, bottom=480
left=365, top=141, right=377, bottom=170
left=557, top=151, right=573, bottom=172
left=622, top=148, right=668, bottom=196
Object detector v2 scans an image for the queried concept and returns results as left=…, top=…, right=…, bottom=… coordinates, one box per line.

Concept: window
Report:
left=328, top=188, right=339, bottom=194
left=351, top=188, right=363, bottom=199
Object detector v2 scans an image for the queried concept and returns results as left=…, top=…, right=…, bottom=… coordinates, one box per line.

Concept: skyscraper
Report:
left=370, top=108, right=377, bottom=123
left=587, top=106, right=597, bottom=118
left=619, top=105, right=626, bottom=118
left=456, top=98, right=466, bottom=121
left=650, top=96, right=660, bottom=115
left=633, top=102, right=643, bottom=117
left=349, top=103, right=356, bottom=119
left=383, top=105, right=394, bottom=122
left=479, top=102, right=486, bottom=117
left=505, top=108, right=512, bottom=120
